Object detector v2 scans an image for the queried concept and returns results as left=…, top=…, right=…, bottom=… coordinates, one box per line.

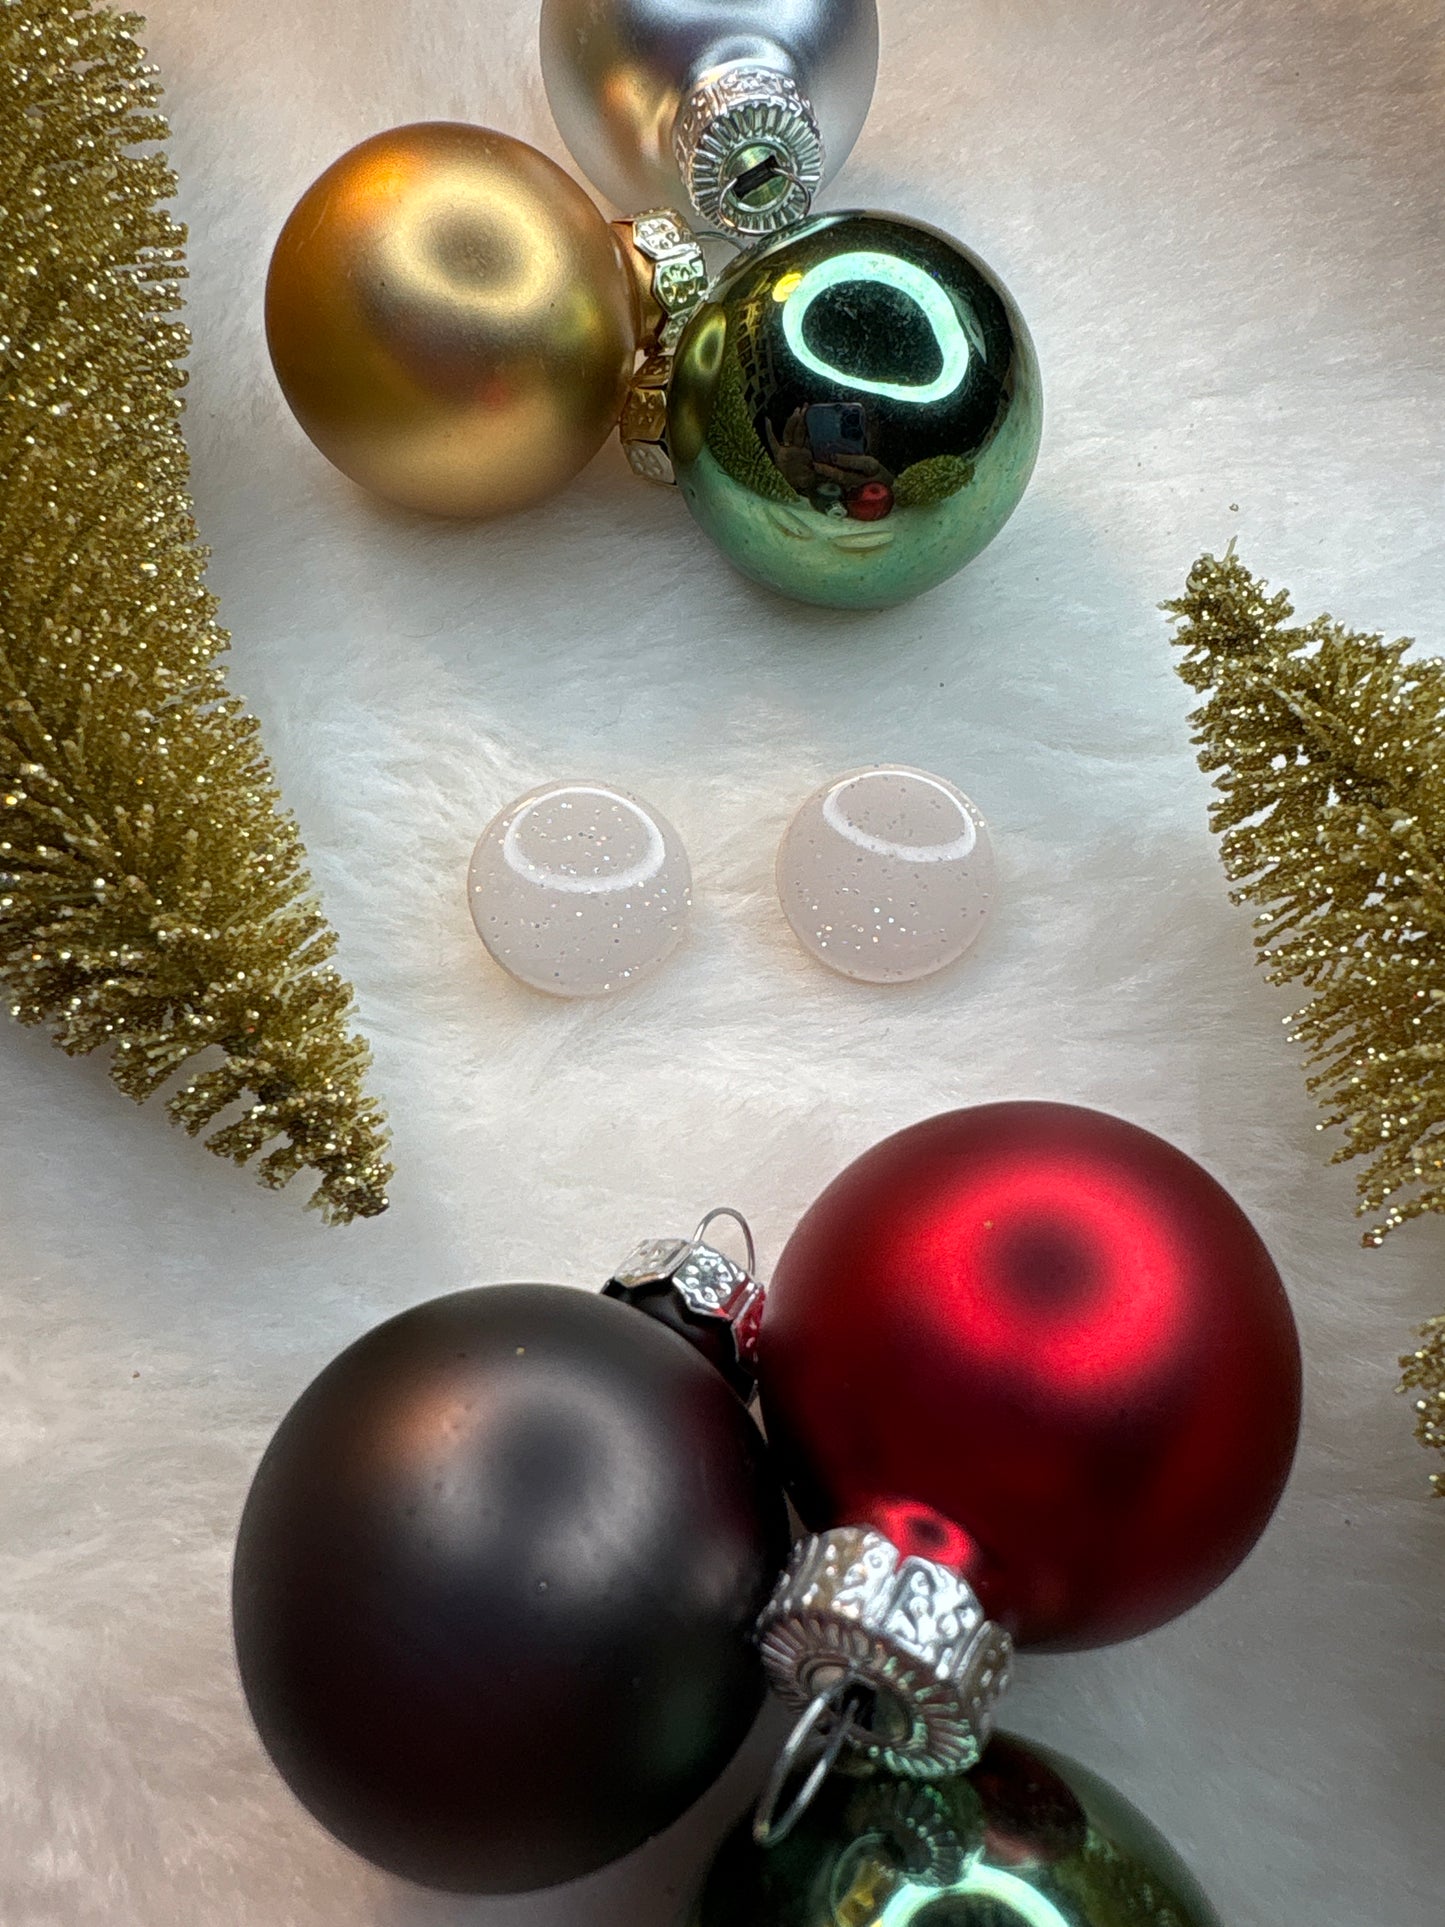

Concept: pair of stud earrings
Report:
left=467, top=764, right=995, bottom=998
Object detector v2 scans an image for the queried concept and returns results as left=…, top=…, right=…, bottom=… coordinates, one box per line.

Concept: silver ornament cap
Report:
left=757, top=1525, right=1013, bottom=1780
left=540, top=0, right=879, bottom=235
left=606, top=1208, right=766, bottom=1386
left=673, top=65, right=824, bottom=237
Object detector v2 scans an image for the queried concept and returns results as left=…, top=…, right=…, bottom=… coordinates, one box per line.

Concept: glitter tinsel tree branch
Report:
left=1166, top=546, right=1444, bottom=1490
left=0, top=0, right=391, bottom=1221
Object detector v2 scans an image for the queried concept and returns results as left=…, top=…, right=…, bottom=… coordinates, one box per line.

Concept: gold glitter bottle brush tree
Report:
left=1167, top=546, right=1445, bottom=1490
left=0, top=0, right=391, bottom=1222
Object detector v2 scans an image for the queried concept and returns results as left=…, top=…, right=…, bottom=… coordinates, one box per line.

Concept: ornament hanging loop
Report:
left=693, top=1205, right=758, bottom=1279
left=729, top=150, right=802, bottom=211
left=753, top=1678, right=863, bottom=1847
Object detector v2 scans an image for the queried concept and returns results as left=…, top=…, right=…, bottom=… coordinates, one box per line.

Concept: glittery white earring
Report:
left=469, top=781, right=692, bottom=997
left=775, top=765, right=995, bottom=984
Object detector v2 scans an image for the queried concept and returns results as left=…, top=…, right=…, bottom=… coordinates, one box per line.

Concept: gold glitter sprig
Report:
left=1166, top=546, right=1444, bottom=1487
left=1401, top=1318, right=1445, bottom=1498
left=0, top=0, right=391, bottom=1220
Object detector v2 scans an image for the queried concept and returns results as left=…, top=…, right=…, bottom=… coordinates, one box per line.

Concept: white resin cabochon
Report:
left=469, top=782, right=692, bottom=996
left=777, top=766, right=996, bottom=983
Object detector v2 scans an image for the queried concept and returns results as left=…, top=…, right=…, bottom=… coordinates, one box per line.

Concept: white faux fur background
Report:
left=2, top=1, right=1443, bottom=1921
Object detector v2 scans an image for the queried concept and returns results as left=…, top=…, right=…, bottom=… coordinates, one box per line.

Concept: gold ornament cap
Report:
left=612, top=208, right=709, bottom=486
left=621, top=357, right=675, bottom=485
left=613, top=208, right=709, bottom=352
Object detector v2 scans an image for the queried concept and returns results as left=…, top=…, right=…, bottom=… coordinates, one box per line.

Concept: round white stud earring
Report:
left=468, top=781, right=692, bottom=997
left=775, top=765, right=996, bottom=984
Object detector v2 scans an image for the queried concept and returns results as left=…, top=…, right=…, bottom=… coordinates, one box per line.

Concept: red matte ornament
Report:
left=758, top=1102, right=1301, bottom=1651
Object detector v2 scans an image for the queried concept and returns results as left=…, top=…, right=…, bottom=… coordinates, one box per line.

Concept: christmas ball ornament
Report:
left=756, top=1104, right=1300, bottom=1758
left=776, top=766, right=995, bottom=984
left=468, top=780, right=692, bottom=997
left=667, top=211, right=1043, bottom=609
left=233, top=1284, right=788, bottom=1892
left=265, top=123, right=640, bottom=517
left=693, top=1732, right=1221, bottom=1926
left=540, top=0, right=880, bottom=238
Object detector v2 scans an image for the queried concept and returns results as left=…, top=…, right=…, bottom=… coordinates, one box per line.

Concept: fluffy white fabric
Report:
left=2, top=1, right=1441, bottom=1922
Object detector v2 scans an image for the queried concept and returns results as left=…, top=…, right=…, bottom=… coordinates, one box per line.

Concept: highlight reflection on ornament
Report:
left=692, top=1733, right=1221, bottom=1927
left=669, top=211, right=1043, bottom=608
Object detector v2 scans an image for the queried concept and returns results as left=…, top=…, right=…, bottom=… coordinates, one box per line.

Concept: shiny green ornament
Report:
left=668, top=212, right=1042, bottom=611
left=691, top=1733, right=1221, bottom=1927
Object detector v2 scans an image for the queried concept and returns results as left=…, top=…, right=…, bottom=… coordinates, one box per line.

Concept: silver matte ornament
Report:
left=540, top=0, right=880, bottom=238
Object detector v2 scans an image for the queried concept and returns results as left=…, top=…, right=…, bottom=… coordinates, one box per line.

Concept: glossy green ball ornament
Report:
left=668, top=212, right=1042, bottom=610
left=692, top=1733, right=1221, bottom=1927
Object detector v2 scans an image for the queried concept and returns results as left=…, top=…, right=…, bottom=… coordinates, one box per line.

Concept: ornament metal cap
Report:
left=612, top=208, right=709, bottom=355
left=606, top=1207, right=766, bottom=1384
left=674, top=66, right=824, bottom=238
left=613, top=208, right=709, bottom=485
left=756, top=1523, right=1013, bottom=1828
left=541, top=0, right=877, bottom=237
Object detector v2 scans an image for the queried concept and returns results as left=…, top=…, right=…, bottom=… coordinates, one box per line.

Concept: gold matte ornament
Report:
left=265, top=122, right=641, bottom=517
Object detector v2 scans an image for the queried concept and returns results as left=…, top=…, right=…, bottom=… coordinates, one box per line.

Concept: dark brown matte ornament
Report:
left=233, top=1285, right=789, bottom=1892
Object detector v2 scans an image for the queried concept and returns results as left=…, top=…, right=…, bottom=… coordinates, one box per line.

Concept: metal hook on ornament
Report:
left=724, top=151, right=809, bottom=232
left=753, top=1676, right=871, bottom=1848
left=693, top=1205, right=757, bottom=1279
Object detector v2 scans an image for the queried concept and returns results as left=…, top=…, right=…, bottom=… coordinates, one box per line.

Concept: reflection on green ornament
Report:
left=668, top=212, right=1042, bottom=611
left=691, top=1734, right=1221, bottom=1927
